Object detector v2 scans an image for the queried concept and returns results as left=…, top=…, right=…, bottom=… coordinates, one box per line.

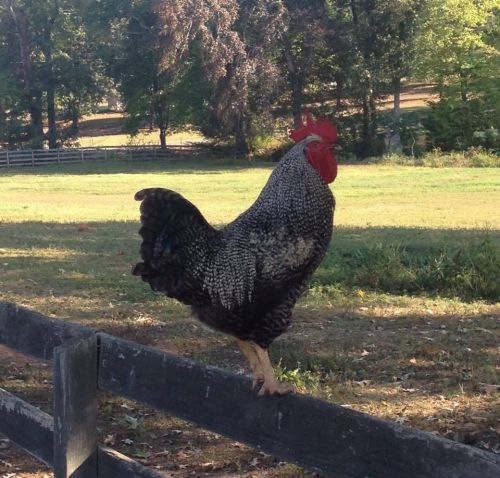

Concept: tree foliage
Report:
left=414, top=0, right=500, bottom=150
left=0, top=0, right=498, bottom=154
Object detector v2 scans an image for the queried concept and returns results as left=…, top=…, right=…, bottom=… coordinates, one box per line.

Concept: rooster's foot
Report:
left=257, top=379, right=296, bottom=396
left=237, top=340, right=296, bottom=396
left=252, top=374, right=265, bottom=390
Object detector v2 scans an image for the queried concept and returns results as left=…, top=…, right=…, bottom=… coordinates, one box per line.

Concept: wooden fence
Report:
left=0, top=301, right=499, bottom=478
left=0, top=145, right=216, bottom=168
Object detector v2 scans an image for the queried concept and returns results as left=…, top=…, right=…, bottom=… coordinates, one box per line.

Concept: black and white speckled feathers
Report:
left=133, top=137, right=335, bottom=348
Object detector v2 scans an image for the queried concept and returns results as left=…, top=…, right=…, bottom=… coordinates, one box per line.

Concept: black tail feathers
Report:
left=132, top=188, right=216, bottom=296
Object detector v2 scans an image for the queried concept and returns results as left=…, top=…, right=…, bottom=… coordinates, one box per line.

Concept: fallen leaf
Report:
left=353, top=380, right=372, bottom=387
left=250, top=457, right=260, bottom=467
left=474, top=327, right=493, bottom=334
left=103, top=434, right=116, bottom=446
left=132, top=449, right=150, bottom=459
left=480, top=383, right=500, bottom=394
left=0, top=438, right=11, bottom=449
left=200, top=462, right=215, bottom=471
left=77, top=224, right=96, bottom=232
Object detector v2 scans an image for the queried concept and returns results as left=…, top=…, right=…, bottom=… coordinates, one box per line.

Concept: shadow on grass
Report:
left=78, top=115, right=125, bottom=137
left=0, top=221, right=498, bottom=306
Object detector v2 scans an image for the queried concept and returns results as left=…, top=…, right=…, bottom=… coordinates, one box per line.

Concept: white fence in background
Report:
left=0, top=145, right=212, bottom=168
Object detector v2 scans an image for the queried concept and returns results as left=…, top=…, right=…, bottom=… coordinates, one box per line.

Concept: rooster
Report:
left=133, top=113, right=337, bottom=395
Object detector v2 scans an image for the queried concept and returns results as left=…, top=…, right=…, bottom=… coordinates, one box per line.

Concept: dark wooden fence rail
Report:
left=0, top=144, right=220, bottom=168
left=1, top=301, right=499, bottom=478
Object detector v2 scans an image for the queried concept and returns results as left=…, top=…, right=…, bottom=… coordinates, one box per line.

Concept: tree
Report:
left=372, top=0, right=422, bottom=150
left=322, top=1, right=390, bottom=157
left=414, top=0, right=500, bottom=150
left=0, top=0, right=104, bottom=148
left=156, top=0, right=247, bottom=149
left=320, top=0, right=424, bottom=156
left=414, top=0, right=499, bottom=100
left=54, top=6, right=106, bottom=138
left=202, top=0, right=288, bottom=150
left=1, top=0, right=45, bottom=147
left=277, top=0, right=330, bottom=125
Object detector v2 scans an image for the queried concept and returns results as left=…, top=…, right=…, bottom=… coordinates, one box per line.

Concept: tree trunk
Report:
left=359, top=75, right=379, bottom=158
left=41, top=2, right=60, bottom=149
left=159, top=128, right=167, bottom=149
left=291, top=76, right=304, bottom=126
left=390, top=77, right=403, bottom=153
left=335, top=75, right=344, bottom=109
left=70, top=104, right=79, bottom=135
left=360, top=92, right=370, bottom=158
left=153, top=86, right=169, bottom=149
left=46, top=79, right=57, bottom=149
left=284, top=39, right=303, bottom=127
left=29, top=104, right=44, bottom=149
left=7, top=3, right=43, bottom=148
left=368, top=83, right=377, bottom=142
left=459, top=71, right=468, bottom=102
left=64, top=102, right=79, bottom=138
left=393, top=77, right=401, bottom=124
left=235, top=111, right=249, bottom=154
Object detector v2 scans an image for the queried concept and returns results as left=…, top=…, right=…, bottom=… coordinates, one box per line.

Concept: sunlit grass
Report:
left=77, top=130, right=207, bottom=148
left=74, top=110, right=207, bottom=148
left=1, top=161, right=499, bottom=229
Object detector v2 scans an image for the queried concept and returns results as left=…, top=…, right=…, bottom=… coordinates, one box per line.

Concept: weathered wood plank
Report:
left=0, top=388, right=54, bottom=466
left=98, top=448, right=167, bottom=478
left=53, top=336, right=98, bottom=478
left=98, top=333, right=500, bottom=478
left=0, top=301, right=92, bottom=360
left=0, top=389, right=166, bottom=477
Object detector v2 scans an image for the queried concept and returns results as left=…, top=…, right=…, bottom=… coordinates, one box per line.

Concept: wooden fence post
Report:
left=53, top=334, right=98, bottom=478
left=6, top=150, right=10, bottom=167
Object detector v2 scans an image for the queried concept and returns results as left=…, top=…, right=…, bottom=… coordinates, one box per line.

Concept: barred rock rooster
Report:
left=133, top=113, right=337, bottom=395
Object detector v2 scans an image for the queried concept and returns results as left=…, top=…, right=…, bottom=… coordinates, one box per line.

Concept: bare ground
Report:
left=1, top=300, right=498, bottom=477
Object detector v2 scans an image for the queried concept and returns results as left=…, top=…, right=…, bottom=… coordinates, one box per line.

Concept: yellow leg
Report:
left=251, top=343, right=296, bottom=396
left=237, top=340, right=265, bottom=388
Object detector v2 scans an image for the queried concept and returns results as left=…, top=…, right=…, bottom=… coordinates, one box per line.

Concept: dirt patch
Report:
left=78, top=112, right=126, bottom=138
left=378, top=83, right=439, bottom=110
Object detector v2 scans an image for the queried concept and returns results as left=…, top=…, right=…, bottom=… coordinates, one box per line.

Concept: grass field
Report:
left=72, top=112, right=207, bottom=147
left=0, top=158, right=499, bottom=477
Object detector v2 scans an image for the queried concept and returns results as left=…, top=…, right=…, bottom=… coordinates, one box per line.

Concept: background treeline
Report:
left=0, top=0, right=499, bottom=157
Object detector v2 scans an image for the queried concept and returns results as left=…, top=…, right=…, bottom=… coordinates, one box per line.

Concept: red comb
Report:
left=290, top=111, right=337, bottom=144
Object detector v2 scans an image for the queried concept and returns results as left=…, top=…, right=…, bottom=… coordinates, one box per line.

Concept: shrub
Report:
left=423, top=97, right=500, bottom=152
left=373, top=148, right=499, bottom=167
left=316, top=237, right=499, bottom=301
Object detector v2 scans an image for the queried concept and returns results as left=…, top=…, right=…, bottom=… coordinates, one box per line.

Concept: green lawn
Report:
left=1, top=160, right=498, bottom=228
left=0, top=158, right=499, bottom=475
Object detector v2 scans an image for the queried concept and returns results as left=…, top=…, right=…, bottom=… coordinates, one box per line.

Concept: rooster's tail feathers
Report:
left=132, top=188, right=215, bottom=298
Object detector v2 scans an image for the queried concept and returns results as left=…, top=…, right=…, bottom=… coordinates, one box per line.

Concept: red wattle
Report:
left=306, top=142, right=337, bottom=184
